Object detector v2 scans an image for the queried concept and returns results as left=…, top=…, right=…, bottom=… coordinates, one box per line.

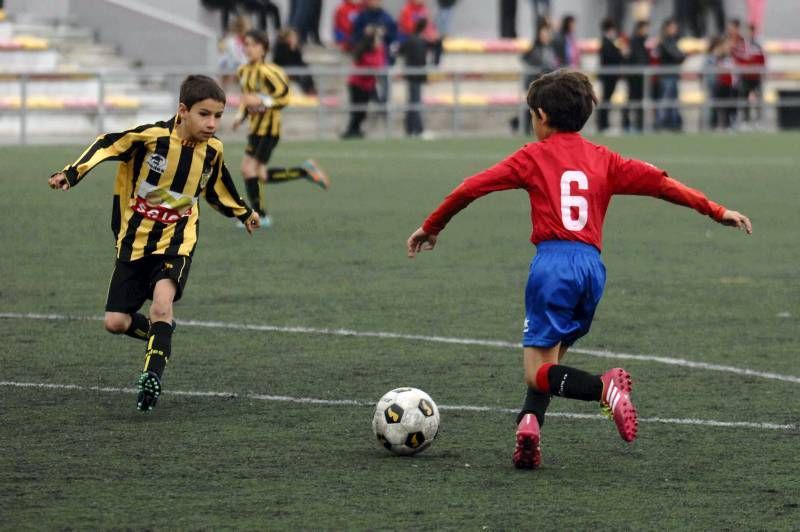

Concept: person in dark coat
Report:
left=623, top=20, right=650, bottom=133
left=273, top=28, right=317, bottom=95
left=597, top=18, right=624, bottom=133
left=399, top=18, right=429, bottom=136
left=655, top=18, right=685, bottom=130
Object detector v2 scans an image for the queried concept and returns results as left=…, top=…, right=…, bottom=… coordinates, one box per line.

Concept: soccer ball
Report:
left=372, top=387, right=440, bottom=456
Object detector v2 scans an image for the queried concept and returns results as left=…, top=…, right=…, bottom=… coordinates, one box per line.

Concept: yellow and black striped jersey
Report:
left=236, top=61, right=290, bottom=137
left=61, top=117, right=252, bottom=262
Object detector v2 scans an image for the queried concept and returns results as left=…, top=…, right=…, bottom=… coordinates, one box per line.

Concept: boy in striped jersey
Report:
left=48, top=75, right=261, bottom=412
left=234, top=29, right=330, bottom=227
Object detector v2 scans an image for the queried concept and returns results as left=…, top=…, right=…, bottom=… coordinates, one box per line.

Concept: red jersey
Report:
left=422, top=133, right=726, bottom=251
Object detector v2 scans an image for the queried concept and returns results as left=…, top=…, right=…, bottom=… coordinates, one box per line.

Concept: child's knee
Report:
left=149, top=301, right=172, bottom=323
left=104, top=313, right=129, bottom=334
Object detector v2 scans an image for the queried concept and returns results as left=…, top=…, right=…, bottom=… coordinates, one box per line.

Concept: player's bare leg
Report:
left=241, top=154, right=268, bottom=223
left=137, top=279, right=177, bottom=412
left=104, top=311, right=150, bottom=341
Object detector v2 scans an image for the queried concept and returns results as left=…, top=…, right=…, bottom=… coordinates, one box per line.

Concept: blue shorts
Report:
left=523, top=241, right=606, bottom=348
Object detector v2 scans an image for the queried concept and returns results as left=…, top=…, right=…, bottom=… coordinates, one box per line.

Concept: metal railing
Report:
left=2, top=64, right=800, bottom=144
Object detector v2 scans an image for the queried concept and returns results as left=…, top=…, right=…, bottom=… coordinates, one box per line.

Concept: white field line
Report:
left=2, top=312, right=799, bottom=385
left=1, top=380, right=795, bottom=432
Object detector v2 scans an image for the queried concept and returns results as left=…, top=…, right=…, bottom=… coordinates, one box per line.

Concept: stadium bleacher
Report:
left=2, top=2, right=800, bottom=142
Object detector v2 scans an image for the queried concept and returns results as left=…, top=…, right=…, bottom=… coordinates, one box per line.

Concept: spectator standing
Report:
left=436, top=0, right=458, bottom=39
left=500, top=0, right=550, bottom=40
left=273, top=27, right=317, bottom=95
left=352, top=0, right=398, bottom=106
left=289, top=0, right=323, bottom=44
left=342, top=26, right=387, bottom=138
left=499, top=0, right=518, bottom=38
left=597, top=18, right=625, bottom=133
left=219, top=15, right=251, bottom=78
left=352, top=0, right=398, bottom=53
left=655, top=18, right=685, bottom=131
left=399, top=18, right=429, bottom=136
left=239, top=0, right=282, bottom=35
left=513, top=22, right=558, bottom=134
left=736, top=23, right=766, bottom=127
left=334, top=0, right=364, bottom=52
left=552, top=14, right=580, bottom=68
left=623, top=19, right=650, bottom=133
left=706, top=36, right=736, bottom=130
left=398, top=0, right=439, bottom=65
left=398, top=0, right=437, bottom=43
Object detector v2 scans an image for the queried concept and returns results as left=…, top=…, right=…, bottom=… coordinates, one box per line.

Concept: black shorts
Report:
left=245, top=134, right=280, bottom=164
left=105, top=255, right=191, bottom=314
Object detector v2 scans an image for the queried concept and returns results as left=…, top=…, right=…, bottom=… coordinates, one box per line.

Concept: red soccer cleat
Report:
left=600, top=368, right=638, bottom=442
left=513, top=413, right=541, bottom=469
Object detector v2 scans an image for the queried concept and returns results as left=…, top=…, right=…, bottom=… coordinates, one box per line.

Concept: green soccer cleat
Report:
left=136, top=371, right=161, bottom=412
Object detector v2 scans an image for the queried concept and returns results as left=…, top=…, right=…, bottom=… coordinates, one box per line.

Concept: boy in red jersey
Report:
left=406, top=70, right=752, bottom=469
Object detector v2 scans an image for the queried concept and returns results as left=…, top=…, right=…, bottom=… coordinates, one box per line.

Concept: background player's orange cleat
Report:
left=302, top=159, right=330, bottom=190
left=600, top=368, right=638, bottom=442
left=513, top=413, right=541, bottom=469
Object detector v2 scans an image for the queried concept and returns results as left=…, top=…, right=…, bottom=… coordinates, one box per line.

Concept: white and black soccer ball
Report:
left=372, top=387, right=440, bottom=456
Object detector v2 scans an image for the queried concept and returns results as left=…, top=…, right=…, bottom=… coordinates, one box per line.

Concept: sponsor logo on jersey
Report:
left=133, top=182, right=198, bottom=224
left=145, top=153, right=167, bottom=174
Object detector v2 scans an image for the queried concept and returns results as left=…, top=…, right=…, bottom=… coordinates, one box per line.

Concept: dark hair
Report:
left=729, top=18, right=741, bottom=28
left=526, top=69, right=597, bottom=132
left=179, top=75, right=226, bottom=109
left=245, top=29, right=270, bottom=55
left=560, top=15, right=575, bottom=35
left=601, top=17, right=616, bottom=33
left=634, top=20, right=649, bottom=34
left=414, top=17, right=427, bottom=34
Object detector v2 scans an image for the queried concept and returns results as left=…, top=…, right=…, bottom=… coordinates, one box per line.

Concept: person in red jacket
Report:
left=333, top=0, right=363, bottom=52
left=341, top=25, right=387, bottom=138
left=398, top=0, right=438, bottom=43
left=406, top=69, right=751, bottom=470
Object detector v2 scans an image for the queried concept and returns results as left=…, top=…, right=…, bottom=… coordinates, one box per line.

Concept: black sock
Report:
left=547, top=365, right=603, bottom=402
left=124, top=312, right=150, bottom=341
left=267, top=167, right=309, bottom=183
left=517, top=387, right=551, bottom=426
left=144, top=321, right=173, bottom=379
left=244, top=178, right=265, bottom=215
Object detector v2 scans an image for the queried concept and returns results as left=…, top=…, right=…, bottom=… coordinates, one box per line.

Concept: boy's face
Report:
left=179, top=98, right=225, bottom=142
left=244, top=35, right=265, bottom=62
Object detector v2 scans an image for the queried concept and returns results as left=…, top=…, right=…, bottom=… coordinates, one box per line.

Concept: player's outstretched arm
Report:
left=407, top=227, right=437, bottom=258
left=48, top=172, right=69, bottom=191
left=719, top=209, right=753, bottom=234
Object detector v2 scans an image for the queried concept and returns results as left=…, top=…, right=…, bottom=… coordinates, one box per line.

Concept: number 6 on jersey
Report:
left=560, top=170, right=588, bottom=231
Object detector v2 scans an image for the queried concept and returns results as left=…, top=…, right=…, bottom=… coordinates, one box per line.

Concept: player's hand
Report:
left=48, top=172, right=69, bottom=191
left=720, top=210, right=752, bottom=234
left=407, top=227, right=437, bottom=258
left=244, top=211, right=260, bottom=235
left=231, top=119, right=241, bottom=132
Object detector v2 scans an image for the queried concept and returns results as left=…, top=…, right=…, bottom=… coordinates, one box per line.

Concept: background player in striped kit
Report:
left=233, top=29, right=330, bottom=227
left=48, top=75, right=261, bottom=412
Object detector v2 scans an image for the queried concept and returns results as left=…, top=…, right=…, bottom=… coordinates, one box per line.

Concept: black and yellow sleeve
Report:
left=203, top=153, right=252, bottom=222
left=260, top=64, right=290, bottom=109
left=60, top=125, right=150, bottom=187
